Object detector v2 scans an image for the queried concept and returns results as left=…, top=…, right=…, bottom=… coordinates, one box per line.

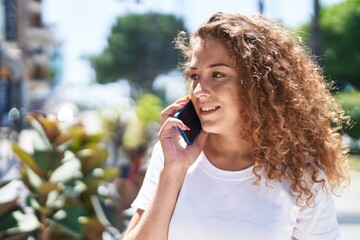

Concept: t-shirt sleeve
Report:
left=131, top=141, right=164, bottom=211
left=292, top=180, right=340, bottom=240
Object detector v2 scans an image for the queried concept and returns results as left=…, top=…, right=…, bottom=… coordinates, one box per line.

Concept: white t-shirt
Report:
left=131, top=142, right=340, bottom=240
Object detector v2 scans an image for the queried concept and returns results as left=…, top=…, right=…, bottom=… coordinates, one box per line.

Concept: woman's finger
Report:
left=158, top=117, right=189, bottom=139
left=160, top=97, right=190, bottom=124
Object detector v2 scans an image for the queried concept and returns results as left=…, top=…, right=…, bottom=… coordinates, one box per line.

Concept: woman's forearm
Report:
left=123, top=168, right=184, bottom=240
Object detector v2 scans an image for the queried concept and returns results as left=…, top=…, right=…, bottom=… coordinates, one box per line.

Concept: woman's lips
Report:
left=199, top=106, right=220, bottom=115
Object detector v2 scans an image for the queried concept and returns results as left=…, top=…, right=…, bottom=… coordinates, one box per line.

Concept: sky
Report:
left=42, top=0, right=344, bottom=86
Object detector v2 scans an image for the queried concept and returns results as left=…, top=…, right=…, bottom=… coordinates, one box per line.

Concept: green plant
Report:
left=335, top=90, right=360, bottom=140
left=90, top=12, right=187, bottom=91
left=348, top=154, right=360, bottom=172
left=0, top=112, right=120, bottom=239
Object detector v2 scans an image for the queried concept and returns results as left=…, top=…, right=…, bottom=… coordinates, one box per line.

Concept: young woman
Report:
left=123, top=12, right=349, bottom=240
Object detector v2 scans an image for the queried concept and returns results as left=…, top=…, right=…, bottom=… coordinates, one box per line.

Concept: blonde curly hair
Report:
left=175, top=12, right=350, bottom=206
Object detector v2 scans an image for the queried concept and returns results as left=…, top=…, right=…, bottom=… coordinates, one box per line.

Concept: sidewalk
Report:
left=335, top=171, right=360, bottom=240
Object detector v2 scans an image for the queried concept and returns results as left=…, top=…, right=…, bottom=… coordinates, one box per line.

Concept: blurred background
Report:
left=1, top=0, right=360, bottom=239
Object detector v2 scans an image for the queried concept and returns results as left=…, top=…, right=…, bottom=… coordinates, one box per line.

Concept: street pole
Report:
left=258, top=0, right=264, bottom=14
left=312, top=0, right=322, bottom=61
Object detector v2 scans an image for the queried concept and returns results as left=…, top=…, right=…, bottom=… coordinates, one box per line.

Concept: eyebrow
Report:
left=190, top=63, right=232, bottom=70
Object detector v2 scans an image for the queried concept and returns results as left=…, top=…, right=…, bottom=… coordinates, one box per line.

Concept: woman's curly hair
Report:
left=175, top=12, right=350, bottom=206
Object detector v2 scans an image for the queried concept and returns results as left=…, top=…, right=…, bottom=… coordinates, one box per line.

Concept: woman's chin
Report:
left=201, top=124, right=216, bottom=134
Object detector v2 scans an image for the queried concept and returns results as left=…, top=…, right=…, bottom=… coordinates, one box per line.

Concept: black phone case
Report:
left=174, top=100, right=202, bottom=145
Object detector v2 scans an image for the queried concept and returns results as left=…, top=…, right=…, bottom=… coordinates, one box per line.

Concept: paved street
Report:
left=335, top=171, right=360, bottom=240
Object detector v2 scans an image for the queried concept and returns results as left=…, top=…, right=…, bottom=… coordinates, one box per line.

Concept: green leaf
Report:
left=26, top=168, right=44, bottom=192
left=77, top=144, right=108, bottom=175
left=96, top=167, right=119, bottom=182
left=90, top=195, right=111, bottom=227
left=38, top=182, right=59, bottom=195
left=82, top=179, right=100, bottom=195
left=50, top=207, right=89, bottom=238
left=53, top=131, right=73, bottom=148
left=49, top=156, right=82, bottom=184
left=0, top=207, right=23, bottom=232
left=84, top=132, right=106, bottom=144
left=12, top=211, right=40, bottom=233
left=73, top=180, right=87, bottom=194
left=45, top=190, right=64, bottom=209
left=0, top=180, right=23, bottom=205
left=33, top=150, right=62, bottom=174
left=28, top=116, right=52, bottom=151
left=0, top=208, right=39, bottom=233
left=11, top=144, right=43, bottom=176
left=28, top=112, right=60, bottom=137
left=37, top=115, right=61, bottom=143
left=0, top=180, right=23, bottom=216
left=27, top=196, right=41, bottom=211
left=66, top=128, right=86, bottom=151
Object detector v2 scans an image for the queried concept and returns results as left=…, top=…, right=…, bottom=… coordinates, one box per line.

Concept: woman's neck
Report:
left=203, top=133, right=254, bottom=171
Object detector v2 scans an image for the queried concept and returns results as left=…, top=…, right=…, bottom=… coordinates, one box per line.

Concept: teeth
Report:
left=201, top=106, right=217, bottom=112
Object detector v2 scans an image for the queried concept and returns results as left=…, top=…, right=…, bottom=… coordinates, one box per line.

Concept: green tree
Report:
left=335, top=90, right=360, bottom=140
left=298, top=0, right=360, bottom=88
left=90, top=12, right=187, bottom=91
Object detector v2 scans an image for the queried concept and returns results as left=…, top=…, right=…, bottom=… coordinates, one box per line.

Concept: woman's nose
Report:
left=192, top=80, right=210, bottom=98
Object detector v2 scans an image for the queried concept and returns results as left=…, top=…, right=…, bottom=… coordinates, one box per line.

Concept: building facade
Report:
left=0, top=0, right=56, bottom=132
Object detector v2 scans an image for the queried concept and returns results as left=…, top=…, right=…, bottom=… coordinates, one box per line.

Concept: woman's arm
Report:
left=123, top=97, right=208, bottom=240
left=123, top=168, right=185, bottom=240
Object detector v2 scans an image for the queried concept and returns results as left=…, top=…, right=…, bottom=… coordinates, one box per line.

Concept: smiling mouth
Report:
left=200, top=106, right=220, bottom=112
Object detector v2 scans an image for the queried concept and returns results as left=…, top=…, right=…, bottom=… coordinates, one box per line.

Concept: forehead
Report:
left=190, top=38, right=233, bottom=66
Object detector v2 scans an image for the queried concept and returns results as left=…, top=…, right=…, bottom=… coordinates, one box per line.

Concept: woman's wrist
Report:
left=159, top=166, right=186, bottom=189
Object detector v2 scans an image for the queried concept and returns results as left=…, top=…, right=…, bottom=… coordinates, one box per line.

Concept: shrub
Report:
left=0, top=112, right=121, bottom=240
left=335, top=90, right=360, bottom=140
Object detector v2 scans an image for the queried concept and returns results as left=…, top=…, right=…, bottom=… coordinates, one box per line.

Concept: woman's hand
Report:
left=158, top=97, right=208, bottom=177
left=124, top=97, right=207, bottom=240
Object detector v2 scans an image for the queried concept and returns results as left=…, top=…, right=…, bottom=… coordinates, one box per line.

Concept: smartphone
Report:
left=174, top=100, right=202, bottom=145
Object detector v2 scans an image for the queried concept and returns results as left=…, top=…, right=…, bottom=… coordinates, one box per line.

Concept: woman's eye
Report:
left=213, top=72, right=225, bottom=78
left=190, top=74, right=200, bottom=81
